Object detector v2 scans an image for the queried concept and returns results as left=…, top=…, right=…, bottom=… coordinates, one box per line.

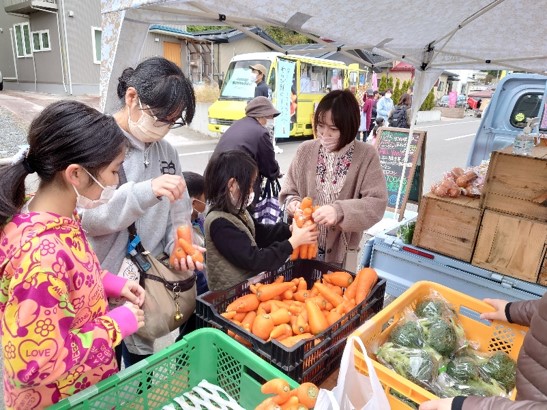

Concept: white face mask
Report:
left=73, top=168, right=116, bottom=209
left=250, top=73, right=258, bottom=82
left=265, top=118, right=275, bottom=129
left=385, top=93, right=392, bottom=99
left=230, top=186, right=255, bottom=209
left=127, top=99, right=171, bottom=143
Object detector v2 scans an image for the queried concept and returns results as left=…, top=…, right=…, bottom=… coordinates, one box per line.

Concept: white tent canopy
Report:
left=100, top=0, right=547, bottom=115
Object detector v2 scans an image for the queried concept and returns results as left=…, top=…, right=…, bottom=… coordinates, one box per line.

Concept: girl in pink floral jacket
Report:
left=0, top=101, right=145, bottom=409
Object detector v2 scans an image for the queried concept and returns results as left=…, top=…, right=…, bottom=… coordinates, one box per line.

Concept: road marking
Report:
left=178, top=150, right=214, bottom=157
left=445, top=133, right=475, bottom=141
left=420, top=120, right=479, bottom=128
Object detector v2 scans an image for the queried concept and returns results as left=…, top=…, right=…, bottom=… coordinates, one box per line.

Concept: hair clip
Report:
left=10, top=144, right=30, bottom=166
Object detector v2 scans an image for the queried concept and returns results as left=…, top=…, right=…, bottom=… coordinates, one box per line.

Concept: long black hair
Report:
left=314, top=89, right=360, bottom=151
left=204, top=150, right=258, bottom=215
left=0, top=100, right=125, bottom=226
left=117, top=57, right=196, bottom=126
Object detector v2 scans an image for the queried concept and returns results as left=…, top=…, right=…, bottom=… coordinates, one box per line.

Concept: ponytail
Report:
left=0, top=162, right=30, bottom=227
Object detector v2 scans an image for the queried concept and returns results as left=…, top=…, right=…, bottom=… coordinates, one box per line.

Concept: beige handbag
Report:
left=125, top=223, right=196, bottom=341
left=342, top=233, right=360, bottom=273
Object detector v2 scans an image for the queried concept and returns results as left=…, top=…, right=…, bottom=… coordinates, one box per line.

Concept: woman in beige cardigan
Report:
left=279, top=89, right=388, bottom=266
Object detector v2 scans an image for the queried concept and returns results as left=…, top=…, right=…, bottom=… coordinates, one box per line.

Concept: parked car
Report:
left=437, top=94, right=467, bottom=108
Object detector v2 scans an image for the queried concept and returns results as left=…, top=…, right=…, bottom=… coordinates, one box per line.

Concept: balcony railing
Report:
left=4, top=0, right=58, bottom=14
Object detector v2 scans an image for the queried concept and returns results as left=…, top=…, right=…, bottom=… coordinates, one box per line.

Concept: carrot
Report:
left=279, top=333, right=314, bottom=347
left=225, top=293, right=260, bottom=313
left=326, top=310, right=343, bottom=326
left=279, top=396, right=299, bottom=409
left=233, top=312, right=247, bottom=322
left=305, top=300, right=329, bottom=335
left=270, top=307, right=291, bottom=325
left=252, top=314, right=275, bottom=340
left=221, top=311, right=237, bottom=320
left=299, top=244, right=309, bottom=259
left=294, top=382, right=319, bottom=408
left=257, top=282, right=294, bottom=302
left=325, top=282, right=344, bottom=296
left=255, top=397, right=282, bottom=410
left=176, top=225, right=193, bottom=243
left=323, top=271, right=353, bottom=288
left=178, top=237, right=204, bottom=263
left=290, top=246, right=300, bottom=261
left=307, top=243, right=317, bottom=259
left=313, top=282, right=344, bottom=307
left=234, top=333, right=252, bottom=347
left=274, top=275, right=285, bottom=283
left=300, top=197, right=313, bottom=210
left=261, top=378, right=291, bottom=396
left=241, top=311, right=257, bottom=329
left=269, top=323, right=293, bottom=341
left=355, top=267, right=378, bottom=304
left=282, top=289, right=294, bottom=300
left=292, top=313, right=309, bottom=335
left=308, top=296, right=328, bottom=310
left=288, top=303, right=303, bottom=316
left=293, top=290, right=311, bottom=303
left=344, top=274, right=359, bottom=300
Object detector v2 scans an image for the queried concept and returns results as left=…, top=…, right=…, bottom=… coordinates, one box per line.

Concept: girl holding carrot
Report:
left=279, top=89, right=388, bottom=267
left=203, top=150, right=318, bottom=291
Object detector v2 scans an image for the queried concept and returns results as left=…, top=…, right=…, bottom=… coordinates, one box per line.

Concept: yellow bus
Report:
left=208, top=52, right=363, bottom=138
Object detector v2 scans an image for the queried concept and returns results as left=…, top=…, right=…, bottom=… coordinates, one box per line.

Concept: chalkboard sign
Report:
left=375, top=127, right=427, bottom=220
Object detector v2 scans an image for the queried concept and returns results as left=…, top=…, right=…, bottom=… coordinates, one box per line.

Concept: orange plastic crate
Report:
left=351, top=281, right=528, bottom=409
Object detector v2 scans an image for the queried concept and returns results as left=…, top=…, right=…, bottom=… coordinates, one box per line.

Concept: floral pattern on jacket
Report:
left=0, top=212, right=123, bottom=409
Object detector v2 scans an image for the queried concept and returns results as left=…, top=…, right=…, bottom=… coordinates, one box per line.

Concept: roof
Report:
left=390, top=61, right=415, bottom=72
left=283, top=43, right=387, bottom=69
left=191, top=26, right=280, bottom=47
left=149, top=25, right=211, bottom=42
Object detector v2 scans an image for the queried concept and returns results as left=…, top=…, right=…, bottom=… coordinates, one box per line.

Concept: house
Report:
left=1, top=0, right=102, bottom=94
left=0, top=3, right=281, bottom=95
left=433, top=71, right=460, bottom=100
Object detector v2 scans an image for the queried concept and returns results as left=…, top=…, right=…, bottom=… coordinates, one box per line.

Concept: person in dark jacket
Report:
left=420, top=293, right=547, bottom=410
left=212, top=96, right=281, bottom=200
left=250, top=63, right=270, bottom=98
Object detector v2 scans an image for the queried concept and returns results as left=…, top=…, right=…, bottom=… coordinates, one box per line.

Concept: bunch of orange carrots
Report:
left=222, top=268, right=378, bottom=348
left=170, top=224, right=204, bottom=266
left=290, top=197, right=318, bottom=260
left=256, top=378, right=319, bottom=410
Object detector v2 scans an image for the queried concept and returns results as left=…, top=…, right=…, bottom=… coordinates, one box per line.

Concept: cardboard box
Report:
left=481, top=145, right=547, bottom=222
left=412, top=193, right=482, bottom=262
left=537, top=255, right=547, bottom=286
left=472, top=210, right=547, bottom=282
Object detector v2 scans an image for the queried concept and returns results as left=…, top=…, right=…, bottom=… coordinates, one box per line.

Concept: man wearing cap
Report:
left=212, top=96, right=281, bottom=202
left=249, top=64, right=270, bottom=98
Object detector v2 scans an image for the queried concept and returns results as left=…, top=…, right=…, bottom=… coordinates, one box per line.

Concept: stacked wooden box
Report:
left=473, top=146, right=547, bottom=283
left=413, top=145, right=547, bottom=285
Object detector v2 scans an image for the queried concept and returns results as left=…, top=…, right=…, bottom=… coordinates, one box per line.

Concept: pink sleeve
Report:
left=102, top=271, right=127, bottom=298
left=107, top=306, right=139, bottom=338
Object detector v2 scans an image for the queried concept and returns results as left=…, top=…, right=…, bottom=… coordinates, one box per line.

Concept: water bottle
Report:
left=513, top=117, right=538, bottom=156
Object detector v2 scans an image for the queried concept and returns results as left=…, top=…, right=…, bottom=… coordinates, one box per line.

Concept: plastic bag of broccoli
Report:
left=471, top=350, right=517, bottom=393
left=387, top=309, right=425, bottom=349
left=433, top=371, right=507, bottom=398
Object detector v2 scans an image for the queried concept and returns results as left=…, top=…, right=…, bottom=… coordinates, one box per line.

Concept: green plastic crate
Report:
left=50, top=328, right=298, bottom=409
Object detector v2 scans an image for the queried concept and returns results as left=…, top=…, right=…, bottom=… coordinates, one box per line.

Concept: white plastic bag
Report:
left=315, top=336, right=390, bottom=410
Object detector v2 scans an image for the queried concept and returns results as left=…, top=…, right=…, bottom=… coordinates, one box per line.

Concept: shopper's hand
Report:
left=151, top=174, right=186, bottom=202
left=481, top=298, right=509, bottom=322
left=124, top=302, right=145, bottom=329
left=419, top=398, right=453, bottom=410
left=289, top=220, right=318, bottom=249
left=120, top=280, right=145, bottom=307
left=286, top=199, right=301, bottom=216
left=172, top=245, right=206, bottom=272
left=312, top=205, right=338, bottom=226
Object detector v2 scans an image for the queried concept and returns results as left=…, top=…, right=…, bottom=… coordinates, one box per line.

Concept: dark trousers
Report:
left=115, top=341, right=152, bottom=370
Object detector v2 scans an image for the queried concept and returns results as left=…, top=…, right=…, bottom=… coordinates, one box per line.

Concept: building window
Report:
left=91, top=27, right=101, bottom=64
left=31, top=30, right=51, bottom=52
left=14, top=23, right=32, bottom=58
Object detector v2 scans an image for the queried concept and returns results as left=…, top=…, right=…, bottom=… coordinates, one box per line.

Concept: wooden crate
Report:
left=481, top=145, right=547, bottom=222
left=412, top=193, right=482, bottom=262
left=472, top=210, right=547, bottom=282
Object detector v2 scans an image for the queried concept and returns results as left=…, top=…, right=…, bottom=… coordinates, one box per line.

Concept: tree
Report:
left=387, top=77, right=394, bottom=91
left=264, top=26, right=312, bottom=45
left=186, top=25, right=224, bottom=32
left=401, top=80, right=409, bottom=95
left=378, top=76, right=388, bottom=93
left=420, top=88, right=436, bottom=111
left=392, top=78, right=402, bottom=105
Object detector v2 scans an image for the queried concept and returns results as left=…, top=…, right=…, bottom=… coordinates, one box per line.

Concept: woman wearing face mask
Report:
left=81, top=57, right=197, bottom=368
left=376, top=88, right=394, bottom=124
left=0, top=101, right=145, bottom=410
left=203, top=150, right=318, bottom=291
left=280, top=89, right=388, bottom=267
left=212, top=96, right=281, bottom=205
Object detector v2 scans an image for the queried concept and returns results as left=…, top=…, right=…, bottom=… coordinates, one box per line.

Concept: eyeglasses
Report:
left=138, top=99, right=186, bottom=129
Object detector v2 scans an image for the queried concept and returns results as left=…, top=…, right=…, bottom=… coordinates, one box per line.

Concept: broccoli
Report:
left=389, top=321, right=425, bottom=348
left=419, top=317, right=457, bottom=357
left=377, top=342, right=437, bottom=387
left=415, top=299, right=446, bottom=318
left=390, top=389, right=419, bottom=409
left=466, top=378, right=507, bottom=397
left=478, top=351, right=517, bottom=392
left=446, top=356, right=479, bottom=382
left=435, top=373, right=506, bottom=398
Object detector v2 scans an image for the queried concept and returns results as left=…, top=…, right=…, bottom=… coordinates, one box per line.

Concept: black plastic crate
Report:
left=196, top=259, right=386, bottom=385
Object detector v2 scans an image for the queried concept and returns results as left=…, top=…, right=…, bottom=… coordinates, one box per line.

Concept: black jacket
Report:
left=213, top=116, right=280, bottom=194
